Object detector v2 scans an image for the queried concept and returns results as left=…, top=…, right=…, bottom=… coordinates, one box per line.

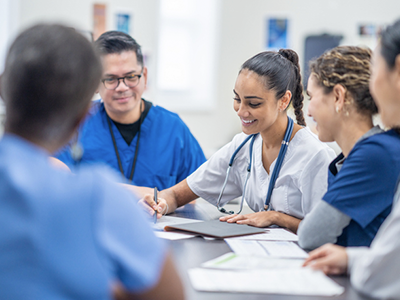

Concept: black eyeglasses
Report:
left=101, top=72, right=143, bottom=90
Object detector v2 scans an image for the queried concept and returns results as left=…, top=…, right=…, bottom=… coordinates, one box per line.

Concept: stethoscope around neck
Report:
left=216, top=116, right=294, bottom=215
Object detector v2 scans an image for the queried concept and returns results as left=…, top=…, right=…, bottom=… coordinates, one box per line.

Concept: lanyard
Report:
left=264, top=116, right=294, bottom=210
left=106, top=100, right=143, bottom=181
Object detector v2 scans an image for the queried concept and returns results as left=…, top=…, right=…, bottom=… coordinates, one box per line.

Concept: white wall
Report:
left=1, top=0, right=400, bottom=154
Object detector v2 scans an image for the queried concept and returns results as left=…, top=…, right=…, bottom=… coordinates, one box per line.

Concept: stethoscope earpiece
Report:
left=219, top=207, right=235, bottom=215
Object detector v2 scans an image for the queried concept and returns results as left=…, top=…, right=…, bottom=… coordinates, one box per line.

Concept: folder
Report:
left=164, top=220, right=265, bottom=238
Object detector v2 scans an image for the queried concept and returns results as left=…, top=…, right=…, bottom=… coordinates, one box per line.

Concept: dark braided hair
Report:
left=309, top=46, right=377, bottom=116
left=240, top=49, right=306, bottom=126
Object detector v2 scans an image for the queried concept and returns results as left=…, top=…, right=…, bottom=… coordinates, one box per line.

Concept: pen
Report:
left=153, top=187, right=158, bottom=224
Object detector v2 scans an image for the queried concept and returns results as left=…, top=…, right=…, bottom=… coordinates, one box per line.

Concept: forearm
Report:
left=270, top=211, right=301, bottom=234
left=298, top=201, right=351, bottom=250
left=160, top=179, right=198, bottom=213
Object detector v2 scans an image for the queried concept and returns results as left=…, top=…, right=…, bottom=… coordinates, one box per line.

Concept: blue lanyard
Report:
left=264, top=116, right=294, bottom=210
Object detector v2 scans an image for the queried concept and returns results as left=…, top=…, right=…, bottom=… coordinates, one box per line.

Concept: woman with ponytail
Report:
left=142, top=49, right=335, bottom=233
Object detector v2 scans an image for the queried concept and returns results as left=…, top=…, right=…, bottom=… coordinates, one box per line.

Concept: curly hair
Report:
left=241, top=49, right=306, bottom=126
left=309, top=46, right=377, bottom=116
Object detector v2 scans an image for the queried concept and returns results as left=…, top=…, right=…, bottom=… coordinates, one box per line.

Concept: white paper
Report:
left=202, top=252, right=304, bottom=270
left=225, top=239, right=308, bottom=258
left=188, top=268, right=344, bottom=296
left=153, top=216, right=202, bottom=231
left=154, top=231, right=197, bottom=240
left=225, top=228, right=298, bottom=241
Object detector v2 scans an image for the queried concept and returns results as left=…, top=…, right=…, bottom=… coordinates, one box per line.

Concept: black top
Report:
left=112, top=99, right=152, bottom=145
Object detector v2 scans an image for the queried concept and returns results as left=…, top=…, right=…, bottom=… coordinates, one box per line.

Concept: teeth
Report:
left=242, top=119, right=255, bottom=124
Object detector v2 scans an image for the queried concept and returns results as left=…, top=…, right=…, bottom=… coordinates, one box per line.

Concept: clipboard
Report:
left=164, top=220, right=265, bottom=239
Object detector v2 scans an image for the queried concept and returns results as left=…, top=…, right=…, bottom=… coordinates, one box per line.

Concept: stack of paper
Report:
left=188, top=267, right=344, bottom=296
left=202, top=252, right=304, bottom=270
left=225, top=239, right=308, bottom=258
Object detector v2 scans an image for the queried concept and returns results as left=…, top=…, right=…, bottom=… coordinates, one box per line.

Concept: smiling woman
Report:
left=298, top=46, right=400, bottom=250
left=143, top=49, right=336, bottom=234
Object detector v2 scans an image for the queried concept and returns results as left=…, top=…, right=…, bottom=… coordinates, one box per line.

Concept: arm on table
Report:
left=113, top=252, right=185, bottom=300
left=297, top=200, right=351, bottom=250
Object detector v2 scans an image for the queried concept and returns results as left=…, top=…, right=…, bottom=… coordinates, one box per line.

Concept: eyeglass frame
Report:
left=101, top=70, right=143, bottom=90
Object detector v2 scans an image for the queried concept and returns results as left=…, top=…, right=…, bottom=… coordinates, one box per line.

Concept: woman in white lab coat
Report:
left=143, top=49, right=335, bottom=233
left=303, top=19, right=400, bottom=299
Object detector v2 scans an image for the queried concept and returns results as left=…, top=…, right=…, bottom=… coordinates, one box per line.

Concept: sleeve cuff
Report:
left=346, top=247, right=370, bottom=275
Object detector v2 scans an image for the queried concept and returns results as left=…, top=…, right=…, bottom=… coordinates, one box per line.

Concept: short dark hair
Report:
left=94, top=31, right=144, bottom=66
left=1, top=24, right=102, bottom=145
left=380, top=19, right=400, bottom=69
left=241, top=49, right=306, bottom=126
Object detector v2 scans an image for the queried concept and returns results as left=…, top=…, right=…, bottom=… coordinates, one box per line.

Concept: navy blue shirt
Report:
left=323, top=130, right=400, bottom=247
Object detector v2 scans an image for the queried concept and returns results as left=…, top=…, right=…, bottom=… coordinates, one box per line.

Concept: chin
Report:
left=316, top=132, right=334, bottom=143
left=241, top=127, right=258, bottom=136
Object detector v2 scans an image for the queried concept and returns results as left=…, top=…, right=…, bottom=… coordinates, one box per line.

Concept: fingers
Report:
left=219, top=214, right=238, bottom=222
left=138, top=198, right=156, bottom=215
left=226, top=215, right=246, bottom=223
left=139, top=194, right=167, bottom=218
left=303, top=244, right=333, bottom=266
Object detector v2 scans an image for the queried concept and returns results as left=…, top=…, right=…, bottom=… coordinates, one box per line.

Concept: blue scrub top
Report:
left=56, top=100, right=206, bottom=190
left=0, top=134, right=166, bottom=299
left=323, top=130, right=400, bottom=247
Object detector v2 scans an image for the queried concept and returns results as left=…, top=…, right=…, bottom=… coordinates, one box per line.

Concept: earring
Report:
left=336, top=106, right=340, bottom=113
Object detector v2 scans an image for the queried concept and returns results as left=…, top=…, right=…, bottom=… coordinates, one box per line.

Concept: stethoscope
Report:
left=216, top=116, right=294, bottom=215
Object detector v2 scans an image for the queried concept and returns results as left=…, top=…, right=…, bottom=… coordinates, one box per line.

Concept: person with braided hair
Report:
left=298, top=45, right=400, bottom=250
left=141, top=49, right=335, bottom=233
left=302, top=20, right=400, bottom=299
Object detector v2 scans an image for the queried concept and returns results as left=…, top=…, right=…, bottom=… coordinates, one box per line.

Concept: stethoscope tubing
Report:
left=217, top=116, right=294, bottom=215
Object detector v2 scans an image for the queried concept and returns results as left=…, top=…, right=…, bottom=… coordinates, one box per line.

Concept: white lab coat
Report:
left=347, top=184, right=400, bottom=299
left=187, top=127, right=336, bottom=219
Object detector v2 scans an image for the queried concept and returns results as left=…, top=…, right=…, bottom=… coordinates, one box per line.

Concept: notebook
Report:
left=164, top=219, right=265, bottom=238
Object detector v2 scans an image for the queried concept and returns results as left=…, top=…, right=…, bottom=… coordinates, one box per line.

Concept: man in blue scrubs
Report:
left=0, top=24, right=183, bottom=300
left=56, top=31, right=206, bottom=190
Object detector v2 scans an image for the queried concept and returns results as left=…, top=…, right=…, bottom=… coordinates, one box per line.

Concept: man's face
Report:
left=99, top=51, right=147, bottom=122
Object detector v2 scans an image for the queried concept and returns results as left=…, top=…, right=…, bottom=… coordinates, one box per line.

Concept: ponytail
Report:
left=278, top=49, right=306, bottom=126
left=241, top=49, right=306, bottom=126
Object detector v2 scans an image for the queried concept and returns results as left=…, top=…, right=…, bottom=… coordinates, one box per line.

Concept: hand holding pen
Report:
left=153, top=187, right=158, bottom=224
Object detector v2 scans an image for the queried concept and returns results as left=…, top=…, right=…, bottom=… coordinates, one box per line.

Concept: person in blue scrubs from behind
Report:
left=297, top=46, right=400, bottom=249
left=0, top=24, right=183, bottom=300
left=55, top=31, right=206, bottom=190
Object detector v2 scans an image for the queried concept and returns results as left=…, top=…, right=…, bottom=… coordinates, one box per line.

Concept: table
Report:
left=167, top=199, right=374, bottom=300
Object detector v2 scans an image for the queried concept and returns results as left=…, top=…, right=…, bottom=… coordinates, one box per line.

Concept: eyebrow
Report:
left=104, top=70, right=137, bottom=77
left=306, top=90, right=311, bottom=97
left=233, top=90, right=264, bottom=100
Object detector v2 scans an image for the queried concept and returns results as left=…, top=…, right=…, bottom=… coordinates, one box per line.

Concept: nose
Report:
left=115, top=78, right=130, bottom=92
left=236, top=102, right=249, bottom=118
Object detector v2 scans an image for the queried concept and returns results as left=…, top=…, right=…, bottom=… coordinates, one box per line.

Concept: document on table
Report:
left=225, top=228, right=298, bottom=241
left=188, top=268, right=344, bottom=296
left=154, top=231, right=198, bottom=240
left=202, top=252, right=304, bottom=270
left=225, top=239, right=308, bottom=258
left=153, top=216, right=202, bottom=231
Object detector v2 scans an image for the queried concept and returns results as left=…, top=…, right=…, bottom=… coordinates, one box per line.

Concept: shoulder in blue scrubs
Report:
left=55, top=99, right=206, bottom=190
left=323, top=130, right=400, bottom=246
